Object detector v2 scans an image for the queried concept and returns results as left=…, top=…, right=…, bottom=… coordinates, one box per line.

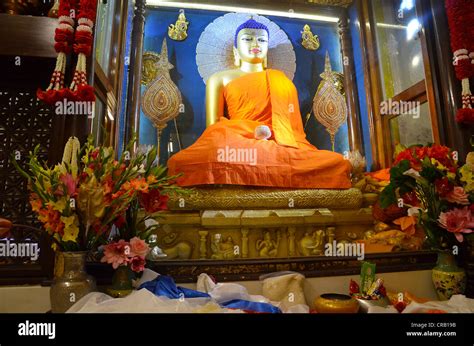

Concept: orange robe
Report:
left=167, top=69, right=351, bottom=188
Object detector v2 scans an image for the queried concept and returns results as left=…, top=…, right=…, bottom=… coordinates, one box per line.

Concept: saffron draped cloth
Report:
left=168, top=69, right=351, bottom=188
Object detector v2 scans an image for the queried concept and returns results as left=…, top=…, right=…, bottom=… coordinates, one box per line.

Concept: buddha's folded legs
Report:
left=167, top=120, right=351, bottom=189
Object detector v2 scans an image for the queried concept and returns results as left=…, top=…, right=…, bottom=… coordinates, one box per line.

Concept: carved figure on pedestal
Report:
left=211, top=234, right=237, bottom=259
left=298, top=229, right=325, bottom=256
left=256, top=231, right=280, bottom=257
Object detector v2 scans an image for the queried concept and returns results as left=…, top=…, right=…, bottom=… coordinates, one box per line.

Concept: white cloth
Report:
left=196, top=273, right=269, bottom=304
left=66, top=288, right=241, bottom=313
left=67, top=270, right=310, bottom=313
left=368, top=295, right=474, bottom=313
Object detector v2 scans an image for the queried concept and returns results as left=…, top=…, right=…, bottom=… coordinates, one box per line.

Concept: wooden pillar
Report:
left=124, top=0, right=146, bottom=152
left=338, top=11, right=364, bottom=155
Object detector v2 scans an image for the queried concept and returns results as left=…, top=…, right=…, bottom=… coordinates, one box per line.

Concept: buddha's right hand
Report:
left=254, top=125, right=272, bottom=140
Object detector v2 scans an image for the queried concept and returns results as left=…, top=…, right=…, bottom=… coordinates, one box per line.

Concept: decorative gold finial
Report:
left=301, top=24, right=320, bottom=51
left=168, top=10, right=189, bottom=41
left=312, top=50, right=347, bottom=151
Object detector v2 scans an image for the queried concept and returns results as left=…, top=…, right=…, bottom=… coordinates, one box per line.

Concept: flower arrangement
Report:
left=99, top=144, right=189, bottom=274
left=378, top=144, right=474, bottom=250
left=12, top=136, right=184, bottom=253
left=101, top=237, right=149, bottom=273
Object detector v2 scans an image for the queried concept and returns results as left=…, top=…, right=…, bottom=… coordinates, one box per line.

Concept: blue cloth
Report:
left=139, top=275, right=281, bottom=313
left=139, top=275, right=210, bottom=299
left=221, top=299, right=281, bottom=313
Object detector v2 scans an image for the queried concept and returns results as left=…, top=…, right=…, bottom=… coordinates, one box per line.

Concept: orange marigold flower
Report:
left=30, top=195, right=43, bottom=212
left=38, top=204, right=64, bottom=234
left=147, top=175, right=158, bottom=184
left=126, top=178, right=149, bottom=193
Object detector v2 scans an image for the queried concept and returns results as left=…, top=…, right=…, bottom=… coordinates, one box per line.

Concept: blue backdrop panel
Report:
left=140, top=8, right=350, bottom=165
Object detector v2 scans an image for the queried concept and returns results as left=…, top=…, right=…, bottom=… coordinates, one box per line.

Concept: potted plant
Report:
left=377, top=144, right=474, bottom=300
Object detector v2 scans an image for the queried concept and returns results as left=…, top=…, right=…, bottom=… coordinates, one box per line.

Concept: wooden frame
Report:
left=0, top=14, right=57, bottom=58
left=92, top=0, right=130, bottom=148
left=355, top=0, right=384, bottom=169
left=87, top=0, right=441, bottom=286
left=357, top=0, right=443, bottom=168
left=381, top=80, right=429, bottom=153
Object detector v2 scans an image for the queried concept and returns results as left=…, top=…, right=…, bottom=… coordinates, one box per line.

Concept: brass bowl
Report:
left=313, top=293, right=359, bottom=313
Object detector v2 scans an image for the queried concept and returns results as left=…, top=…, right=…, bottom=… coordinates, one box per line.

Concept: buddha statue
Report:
left=167, top=19, right=351, bottom=189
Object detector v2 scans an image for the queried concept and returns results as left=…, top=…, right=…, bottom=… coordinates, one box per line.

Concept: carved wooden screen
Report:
left=0, top=89, right=53, bottom=224
left=0, top=56, right=57, bottom=283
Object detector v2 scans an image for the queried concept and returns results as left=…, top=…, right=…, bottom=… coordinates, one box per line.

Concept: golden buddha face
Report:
left=234, top=28, right=269, bottom=65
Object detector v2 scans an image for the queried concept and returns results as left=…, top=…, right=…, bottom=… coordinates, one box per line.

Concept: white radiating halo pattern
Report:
left=196, top=13, right=296, bottom=84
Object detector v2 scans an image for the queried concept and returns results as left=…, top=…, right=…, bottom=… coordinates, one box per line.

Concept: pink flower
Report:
left=129, top=236, right=149, bottom=257
left=60, top=173, right=76, bottom=196
left=444, top=186, right=470, bottom=205
left=101, top=240, right=130, bottom=269
left=438, top=207, right=474, bottom=242
left=130, top=256, right=146, bottom=272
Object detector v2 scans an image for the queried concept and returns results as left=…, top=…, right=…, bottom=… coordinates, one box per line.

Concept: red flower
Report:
left=372, top=201, right=407, bottom=223
left=394, top=149, right=415, bottom=165
left=78, top=171, right=88, bottom=183
left=435, top=177, right=454, bottom=197
left=90, top=148, right=99, bottom=160
left=415, top=146, right=429, bottom=160
left=456, top=108, right=474, bottom=125
left=428, top=145, right=454, bottom=169
left=114, top=214, right=126, bottom=228
left=402, top=191, right=419, bottom=206
left=75, top=85, right=95, bottom=102
left=130, top=256, right=146, bottom=272
left=139, top=189, right=169, bottom=213
left=394, top=148, right=422, bottom=170
left=74, top=31, right=93, bottom=46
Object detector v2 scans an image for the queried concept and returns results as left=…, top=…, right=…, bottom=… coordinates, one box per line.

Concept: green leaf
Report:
left=380, top=183, right=396, bottom=208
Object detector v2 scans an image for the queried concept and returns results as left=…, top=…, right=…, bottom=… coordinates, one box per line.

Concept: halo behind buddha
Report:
left=196, top=13, right=296, bottom=84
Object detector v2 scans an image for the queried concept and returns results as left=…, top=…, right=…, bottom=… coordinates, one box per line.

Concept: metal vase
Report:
left=50, top=252, right=96, bottom=313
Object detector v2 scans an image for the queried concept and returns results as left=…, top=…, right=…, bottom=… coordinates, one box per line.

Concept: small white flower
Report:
left=407, top=207, right=424, bottom=217
left=145, top=218, right=159, bottom=228
left=403, top=168, right=420, bottom=178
